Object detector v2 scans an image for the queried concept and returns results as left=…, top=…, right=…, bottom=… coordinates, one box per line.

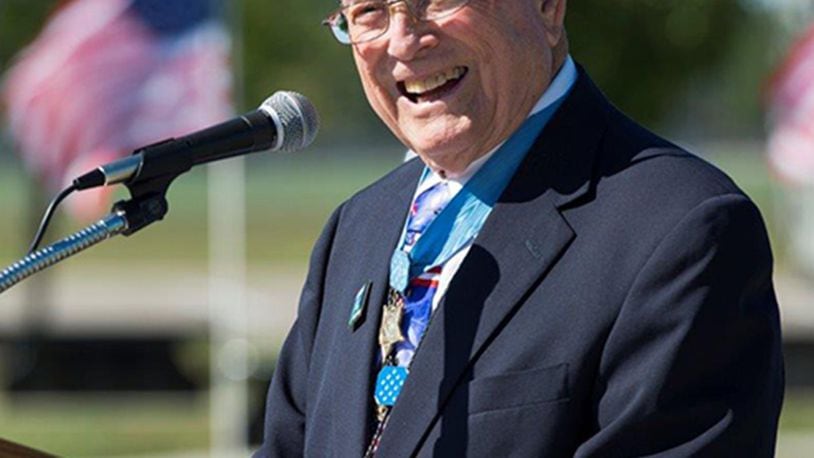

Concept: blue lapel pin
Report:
left=348, top=281, right=372, bottom=330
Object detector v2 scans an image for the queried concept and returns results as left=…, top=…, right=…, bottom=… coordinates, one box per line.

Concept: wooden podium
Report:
left=0, top=438, right=55, bottom=458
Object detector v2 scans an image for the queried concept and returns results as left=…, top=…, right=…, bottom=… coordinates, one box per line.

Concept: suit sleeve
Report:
left=575, top=194, right=784, bottom=457
left=253, top=205, right=343, bottom=458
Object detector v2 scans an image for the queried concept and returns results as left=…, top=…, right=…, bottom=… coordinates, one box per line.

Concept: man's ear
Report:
left=540, top=0, right=567, bottom=47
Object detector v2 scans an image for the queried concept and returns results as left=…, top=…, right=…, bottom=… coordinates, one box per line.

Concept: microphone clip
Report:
left=114, top=171, right=179, bottom=236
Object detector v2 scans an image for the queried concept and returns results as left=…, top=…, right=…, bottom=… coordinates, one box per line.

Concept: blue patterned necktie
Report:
left=395, top=181, right=452, bottom=367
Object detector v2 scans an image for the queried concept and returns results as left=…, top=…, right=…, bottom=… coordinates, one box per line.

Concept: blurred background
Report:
left=0, top=0, right=812, bottom=456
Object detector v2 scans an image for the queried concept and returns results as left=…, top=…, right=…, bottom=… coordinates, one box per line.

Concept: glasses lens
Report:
left=329, top=13, right=352, bottom=44
left=345, top=1, right=389, bottom=43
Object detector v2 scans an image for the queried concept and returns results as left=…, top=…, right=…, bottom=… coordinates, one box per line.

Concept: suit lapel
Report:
left=331, top=159, right=423, bottom=457
left=375, top=70, right=609, bottom=456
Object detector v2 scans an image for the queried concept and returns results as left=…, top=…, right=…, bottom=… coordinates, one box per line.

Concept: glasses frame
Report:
left=322, top=0, right=472, bottom=45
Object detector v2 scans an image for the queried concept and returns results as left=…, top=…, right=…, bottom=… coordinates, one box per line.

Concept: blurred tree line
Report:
left=1, top=0, right=781, bottom=145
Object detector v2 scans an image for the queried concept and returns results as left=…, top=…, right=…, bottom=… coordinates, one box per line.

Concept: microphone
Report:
left=73, top=91, right=319, bottom=190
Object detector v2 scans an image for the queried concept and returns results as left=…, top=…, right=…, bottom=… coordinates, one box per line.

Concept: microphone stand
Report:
left=0, top=174, right=176, bottom=295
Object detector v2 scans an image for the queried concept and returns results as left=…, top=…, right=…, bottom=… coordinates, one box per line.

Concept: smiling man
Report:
left=255, top=1, right=784, bottom=457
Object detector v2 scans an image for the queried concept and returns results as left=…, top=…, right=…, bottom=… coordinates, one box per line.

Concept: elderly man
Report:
left=256, top=0, right=784, bottom=456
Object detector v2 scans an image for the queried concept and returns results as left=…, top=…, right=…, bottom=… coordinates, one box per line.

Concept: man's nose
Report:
left=386, top=4, right=423, bottom=60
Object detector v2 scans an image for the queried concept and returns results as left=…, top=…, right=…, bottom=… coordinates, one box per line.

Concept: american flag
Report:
left=1, top=0, right=233, bottom=218
left=768, top=23, right=814, bottom=186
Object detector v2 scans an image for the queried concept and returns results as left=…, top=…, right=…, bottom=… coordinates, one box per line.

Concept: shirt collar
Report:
left=529, top=54, right=577, bottom=117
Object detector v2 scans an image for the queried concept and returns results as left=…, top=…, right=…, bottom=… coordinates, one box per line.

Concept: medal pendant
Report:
left=378, top=291, right=405, bottom=360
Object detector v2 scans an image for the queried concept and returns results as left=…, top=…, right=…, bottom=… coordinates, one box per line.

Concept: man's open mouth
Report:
left=398, top=66, right=468, bottom=103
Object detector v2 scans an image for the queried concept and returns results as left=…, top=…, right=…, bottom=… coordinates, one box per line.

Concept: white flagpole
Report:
left=208, top=0, right=250, bottom=455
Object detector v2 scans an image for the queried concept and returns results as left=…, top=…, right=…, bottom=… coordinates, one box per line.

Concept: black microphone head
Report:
left=260, top=91, right=319, bottom=152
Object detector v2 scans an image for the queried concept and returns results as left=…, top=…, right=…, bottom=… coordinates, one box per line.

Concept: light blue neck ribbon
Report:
left=389, top=92, right=571, bottom=293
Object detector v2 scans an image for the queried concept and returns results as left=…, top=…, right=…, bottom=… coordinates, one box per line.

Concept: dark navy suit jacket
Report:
left=255, top=70, right=784, bottom=457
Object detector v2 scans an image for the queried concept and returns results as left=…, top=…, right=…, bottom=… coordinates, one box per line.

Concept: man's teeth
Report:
left=404, top=67, right=465, bottom=96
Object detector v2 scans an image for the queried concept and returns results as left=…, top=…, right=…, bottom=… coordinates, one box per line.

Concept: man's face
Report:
left=350, top=0, right=565, bottom=175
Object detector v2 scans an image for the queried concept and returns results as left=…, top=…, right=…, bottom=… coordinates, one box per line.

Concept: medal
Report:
left=378, top=289, right=405, bottom=362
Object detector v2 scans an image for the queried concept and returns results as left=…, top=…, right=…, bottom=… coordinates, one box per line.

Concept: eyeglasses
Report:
left=322, top=0, right=472, bottom=45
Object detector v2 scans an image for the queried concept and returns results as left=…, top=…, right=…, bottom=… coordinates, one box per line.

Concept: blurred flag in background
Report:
left=768, top=21, right=814, bottom=277
left=1, top=0, right=233, bottom=219
left=768, top=23, right=814, bottom=187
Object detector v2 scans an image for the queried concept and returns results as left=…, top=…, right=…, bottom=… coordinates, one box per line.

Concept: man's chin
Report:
left=404, top=120, right=472, bottom=152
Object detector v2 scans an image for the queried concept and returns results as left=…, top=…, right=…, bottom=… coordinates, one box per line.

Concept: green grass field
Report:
left=0, top=151, right=402, bottom=267
left=0, top=393, right=210, bottom=456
